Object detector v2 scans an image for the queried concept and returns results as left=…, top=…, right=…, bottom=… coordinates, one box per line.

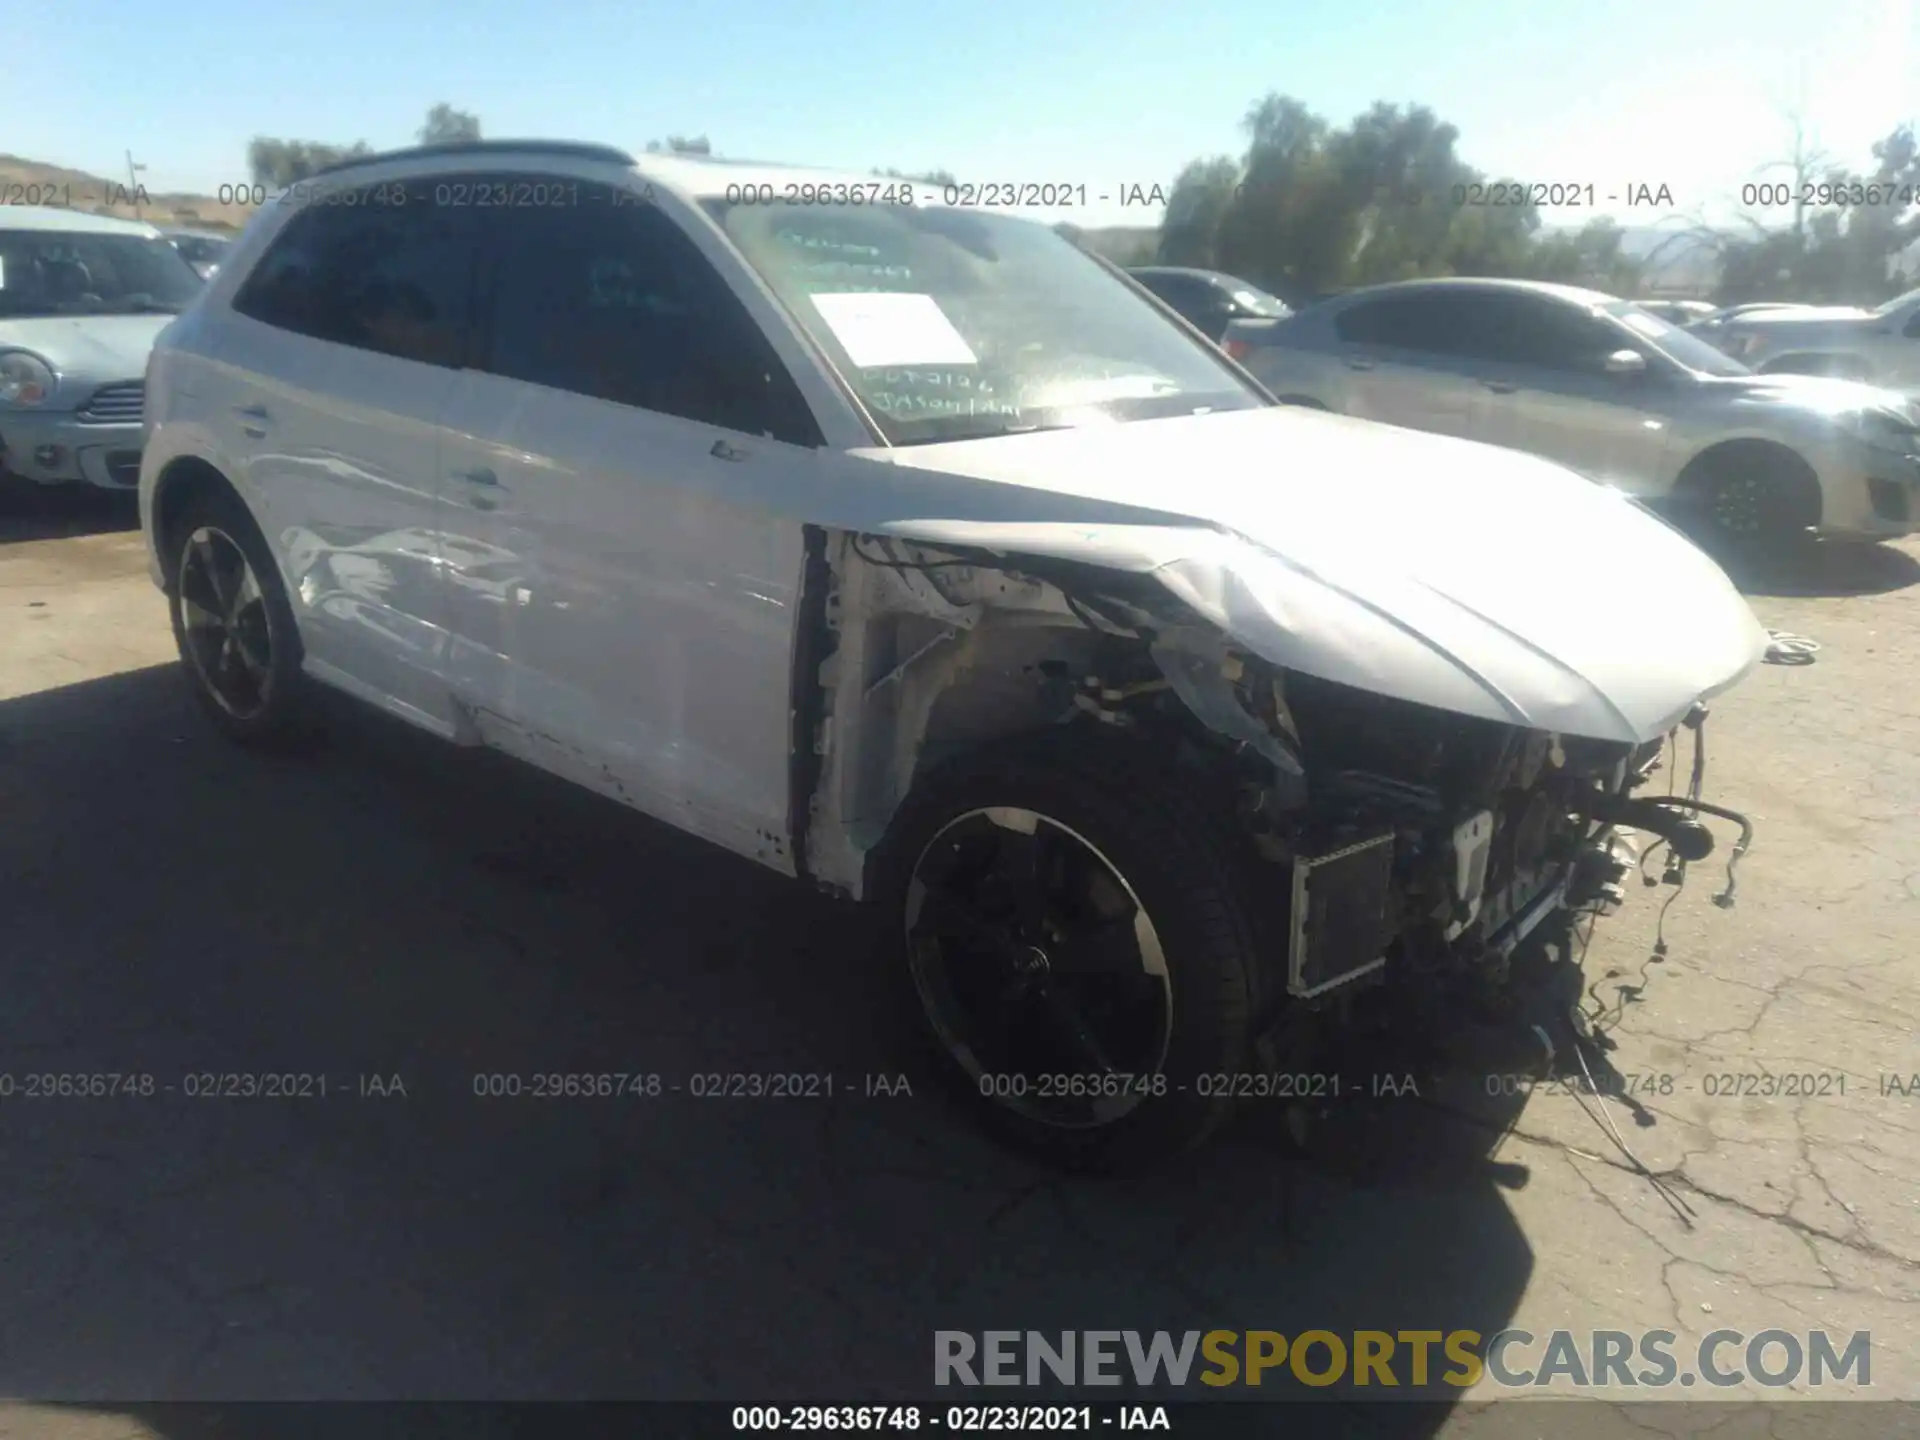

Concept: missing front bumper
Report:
left=1288, top=832, right=1395, bottom=999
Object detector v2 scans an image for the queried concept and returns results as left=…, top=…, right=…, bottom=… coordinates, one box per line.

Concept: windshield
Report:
left=0, top=229, right=203, bottom=318
left=703, top=201, right=1267, bottom=445
left=1605, top=301, right=1752, bottom=377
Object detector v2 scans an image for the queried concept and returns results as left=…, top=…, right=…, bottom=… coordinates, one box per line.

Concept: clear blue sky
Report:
left=11, top=0, right=1914, bottom=229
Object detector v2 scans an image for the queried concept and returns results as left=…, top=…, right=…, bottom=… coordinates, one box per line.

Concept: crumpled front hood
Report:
left=0, top=314, right=171, bottom=406
left=875, top=406, right=1766, bottom=744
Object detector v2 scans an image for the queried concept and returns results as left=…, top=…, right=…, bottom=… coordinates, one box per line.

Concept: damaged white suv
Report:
left=140, top=141, right=1767, bottom=1168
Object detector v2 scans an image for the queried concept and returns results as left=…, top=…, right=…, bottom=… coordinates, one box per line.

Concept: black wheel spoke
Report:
left=1041, top=985, right=1118, bottom=1075
left=920, top=888, right=1012, bottom=951
left=178, top=526, right=273, bottom=720
left=984, top=822, right=1051, bottom=939
left=181, top=545, right=225, bottom=618
left=179, top=594, right=224, bottom=634
left=1046, top=912, right=1142, bottom=976
left=205, top=542, right=239, bottom=614
left=227, top=566, right=263, bottom=628
left=232, top=623, right=271, bottom=680
left=905, top=805, right=1173, bottom=1130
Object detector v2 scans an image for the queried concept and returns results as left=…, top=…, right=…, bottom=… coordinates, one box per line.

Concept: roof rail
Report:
left=307, top=139, right=636, bottom=179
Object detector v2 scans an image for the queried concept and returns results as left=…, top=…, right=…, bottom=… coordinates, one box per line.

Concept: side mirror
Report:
left=1603, top=349, right=1648, bottom=377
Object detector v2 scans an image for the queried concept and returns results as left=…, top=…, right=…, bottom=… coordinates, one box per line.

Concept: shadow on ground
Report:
left=0, top=478, right=140, bottom=544
left=1699, top=532, right=1920, bottom=599
left=2, top=666, right=1539, bottom=1428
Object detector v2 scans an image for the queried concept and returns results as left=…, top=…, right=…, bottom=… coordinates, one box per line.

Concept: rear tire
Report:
left=165, top=486, right=321, bottom=750
left=872, top=727, right=1259, bottom=1172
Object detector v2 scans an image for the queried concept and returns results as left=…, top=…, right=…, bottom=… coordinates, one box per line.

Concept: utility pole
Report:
left=125, top=150, right=148, bottom=217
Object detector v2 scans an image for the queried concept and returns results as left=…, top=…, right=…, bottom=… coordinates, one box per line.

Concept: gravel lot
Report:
left=1, top=488, right=1915, bottom=1435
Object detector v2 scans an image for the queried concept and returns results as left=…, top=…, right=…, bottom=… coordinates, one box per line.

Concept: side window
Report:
left=232, top=181, right=473, bottom=368
left=477, top=184, right=822, bottom=446
left=1473, top=295, right=1624, bottom=373
left=1334, top=294, right=1480, bottom=357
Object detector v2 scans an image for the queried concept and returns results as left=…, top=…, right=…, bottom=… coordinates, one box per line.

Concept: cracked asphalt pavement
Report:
left=1, top=488, right=1915, bottom=1435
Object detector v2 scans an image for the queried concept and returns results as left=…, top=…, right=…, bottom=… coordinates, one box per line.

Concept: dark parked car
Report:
left=1128, top=266, right=1292, bottom=342
left=161, top=228, right=233, bottom=280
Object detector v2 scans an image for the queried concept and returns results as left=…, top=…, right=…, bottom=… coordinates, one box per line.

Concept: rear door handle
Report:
left=1482, top=381, right=1518, bottom=394
left=453, top=467, right=500, bottom=487
left=710, top=439, right=749, bottom=462
left=1344, top=358, right=1377, bottom=372
left=233, top=403, right=270, bottom=436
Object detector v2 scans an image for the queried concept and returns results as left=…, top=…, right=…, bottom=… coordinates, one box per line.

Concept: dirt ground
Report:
left=0, top=487, right=1915, bottom=1437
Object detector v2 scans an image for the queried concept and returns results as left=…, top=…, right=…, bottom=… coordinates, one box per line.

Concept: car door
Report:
left=1323, top=292, right=1492, bottom=439
left=221, top=181, right=478, bottom=728
left=1458, top=292, right=1673, bottom=494
left=434, top=178, right=829, bottom=868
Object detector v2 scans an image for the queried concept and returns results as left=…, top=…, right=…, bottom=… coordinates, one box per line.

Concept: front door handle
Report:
left=1482, top=381, right=1518, bottom=394
left=710, top=439, right=749, bottom=462
left=452, top=466, right=502, bottom=509
left=1344, top=358, right=1377, bottom=372
left=233, top=403, right=270, bottom=437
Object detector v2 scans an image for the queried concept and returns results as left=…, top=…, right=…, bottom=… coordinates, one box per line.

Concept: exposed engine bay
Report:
left=798, top=529, right=1754, bottom=1060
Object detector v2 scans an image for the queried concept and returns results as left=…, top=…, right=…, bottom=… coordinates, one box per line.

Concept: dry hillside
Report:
left=0, top=154, right=254, bottom=231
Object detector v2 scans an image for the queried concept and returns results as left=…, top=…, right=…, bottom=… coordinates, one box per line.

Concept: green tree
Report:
left=1518, top=218, right=1641, bottom=291
left=1213, top=95, right=1350, bottom=296
left=418, top=104, right=482, bottom=146
left=247, top=137, right=374, bottom=187
left=1705, top=118, right=1920, bottom=304
left=1157, top=94, right=1667, bottom=299
left=1158, top=157, right=1239, bottom=267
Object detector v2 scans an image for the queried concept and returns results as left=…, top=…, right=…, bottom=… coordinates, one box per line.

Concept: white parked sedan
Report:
left=140, top=141, right=1762, bottom=1169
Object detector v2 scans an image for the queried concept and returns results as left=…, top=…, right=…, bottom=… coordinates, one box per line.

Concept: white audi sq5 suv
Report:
left=140, top=139, right=1763, bottom=1168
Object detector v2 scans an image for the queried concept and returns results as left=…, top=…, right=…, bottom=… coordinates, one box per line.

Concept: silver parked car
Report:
left=1224, top=278, right=1920, bottom=543
left=1705, top=288, right=1920, bottom=387
left=0, top=207, right=200, bottom=490
left=161, top=227, right=233, bottom=280
left=1635, top=298, right=1716, bottom=326
left=1690, top=301, right=1812, bottom=329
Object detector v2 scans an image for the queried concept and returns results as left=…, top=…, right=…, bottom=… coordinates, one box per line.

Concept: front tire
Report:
left=166, top=487, right=319, bottom=749
left=1680, top=444, right=1821, bottom=548
left=873, top=728, right=1259, bottom=1172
